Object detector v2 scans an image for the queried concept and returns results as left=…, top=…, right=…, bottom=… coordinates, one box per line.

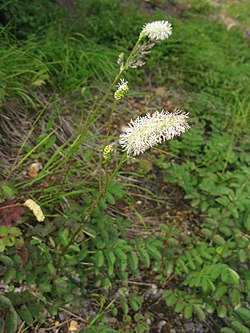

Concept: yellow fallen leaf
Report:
left=69, top=320, right=79, bottom=332
left=28, top=161, right=42, bottom=178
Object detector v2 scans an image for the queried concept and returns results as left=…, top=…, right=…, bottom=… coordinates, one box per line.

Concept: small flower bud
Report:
left=81, top=86, right=86, bottom=96
left=103, top=145, right=114, bottom=161
left=114, top=79, right=129, bottom=100
left=118, top=52, right=124, bottom=68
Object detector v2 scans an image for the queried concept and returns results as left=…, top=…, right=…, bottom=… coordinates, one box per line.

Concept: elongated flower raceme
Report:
left=140, top=21, right=172, bottom=42
left=24, top=199, right=45, bottom=222
left=120, top=110, right=189, bottom=156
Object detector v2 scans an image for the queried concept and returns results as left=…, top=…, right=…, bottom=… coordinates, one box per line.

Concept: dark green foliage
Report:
left=0, top=0, right=63, bottom=38
left=0, top=295, right=18, bottom=333
left=152, top=13, right=249, bottom=333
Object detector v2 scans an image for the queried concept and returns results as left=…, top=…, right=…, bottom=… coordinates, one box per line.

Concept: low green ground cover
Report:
left=0, top=1, right=249, bottom=332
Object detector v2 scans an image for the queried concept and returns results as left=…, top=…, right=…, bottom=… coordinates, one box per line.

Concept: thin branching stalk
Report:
left=54, top=152, right=127, bottom=274
left=98, top=99, right=117, bottom=191
left=89, top=295, right=119, bottom=326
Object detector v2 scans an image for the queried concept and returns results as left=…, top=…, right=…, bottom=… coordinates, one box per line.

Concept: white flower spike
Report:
left=114, top=79, right=129, bottom=100
left=120, top=110, right=189, bottom=157
left=140, top=21, right=172, bottom=41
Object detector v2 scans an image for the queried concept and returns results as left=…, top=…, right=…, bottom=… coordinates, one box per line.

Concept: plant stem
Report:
left=55, top=152, right=127, bottom=272
left=89, top=295, right=118, bottom=326
left=53, top=37, right=141, bottom=270
left=98, top=99, right=117, bottom=190
left=0, top=203, right=23, bottom=211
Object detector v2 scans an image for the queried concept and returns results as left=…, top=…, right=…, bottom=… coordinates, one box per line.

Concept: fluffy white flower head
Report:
left=140, top=20, right=172, bottom=41
left=120, top=110, right=189, bottom=156
left=114, top=79, right=129, bottom=100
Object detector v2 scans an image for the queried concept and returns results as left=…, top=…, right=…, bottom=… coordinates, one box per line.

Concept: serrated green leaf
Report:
left=160, top=224, right=170, bottom=232
left=193, top=304, right=205, bottom=321
left=221, top=267, right=229, bottom=282
left=102, top=277, right=112, bottom=289
left=29, top=302, right=43, bottom=318
left=0, top=240, right=5, bottom=252
left=175, top=300, right=185, bottom=313
left=235, top=307, right=250, bottom=323
left=147, top=244, right=162, bottom=261
left=162, top=289, right=172, bottom=298
left=118, top=271, right=128, bottom=281
left=188, top=260, right=196, bottom=270
left=100, top=230, right=109, bottom=243
left=121, top=299, right=129, bottom=315
left=214, top=235, right=226, bottom=245
left=205, top=300, right=215, bottom=314
left=0, top=255, right=14, bottom=266
left=238, top=249, right=247, bottom=263
left=207, top=279, right=216, bottom=292
left=58, top=230, right=68, bottom=246
left=210, top=264, right=223, bottom=279
left=104, top=249, right=116, bottom=276
left=47, top=263, right=56, bottom=275
left=184, top=305, right=193, bottom=319
left=135, top=237, right=143, bottom=248
left=127, top=251, right=138, bottom=273
left=216, top=196, right=230, bottom=206
left=138, top=247, right=150, bottom=268
left=201, top=276, right=208, bottom=292
left=30, top=236, right=42, bottom=245
left=130, top=299, right=139, bottom=311
left=77, top=248, right=88, bottom=261
left=1, top=184, right=14, bottom=199
left=194, top=255, right=203, bottom=265
left=95, top=250, right=104, bottom=268
left=114, top=248, right=127, bottom=261
left=120, top=259, right=127, bottom=272
left=219, top=226, right=232, bottom=237
left=68, top=244, right=80, bottom=252
left=165, top=293, right=177, bottom=307
left=214, top=284, right=227, bottom=300
left=231, top=320, right=249, bottom=333
left=220, top=328, right=236, bottom=333
left=9, top=227, right=21, bottom=237
left=201, top=228, right=213, bottom=238
left=0, top=295, right=12, bottom=309
left=165, top=261, right=174, bottom=276
left=227, top=268, right=240, bottom=284
left=200, top=250, right=213, bottom=261
left=5, top=309, right=18, bottom=333
left=217, top=304, right=227, bottom=318
left=39, top=282, right=52, bottom=293
left=4, top=268, right=16, bottom=284
left=18, top=305, right=33, bottom=325
left=106, top=192, right=115, bottom=205
left=230, top=288, right=240, bottom=307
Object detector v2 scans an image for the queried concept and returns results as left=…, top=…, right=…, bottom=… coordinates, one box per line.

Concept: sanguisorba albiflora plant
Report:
left=1, top=19, right=189, bottom=331
left=52, top=20, right=189, bottom=268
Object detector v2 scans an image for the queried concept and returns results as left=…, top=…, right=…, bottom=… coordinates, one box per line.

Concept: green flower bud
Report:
left=103, top=145, right=114, bottom=161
